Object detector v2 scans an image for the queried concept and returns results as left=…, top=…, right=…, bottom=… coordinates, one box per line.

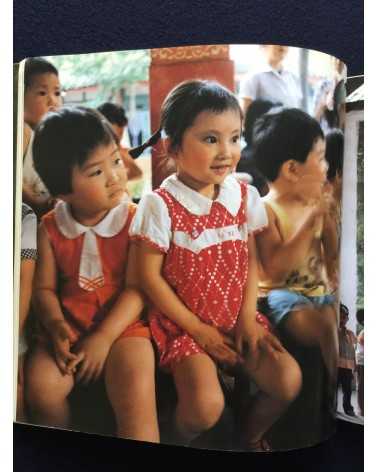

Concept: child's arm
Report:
left=255, top=202, right=324, bottom=281
left=19, top=259, right=35, bottom=336
left=33, top=223, right=82, bottom=374
left=235, top=233, right=284, bottom=369
left=120, top=147, right=143, bottom=181
left=73, top=243, right=146, bottom=384
left=137, top=242, right=241, bottom=367
left=322, top=211, right=339, bottom=288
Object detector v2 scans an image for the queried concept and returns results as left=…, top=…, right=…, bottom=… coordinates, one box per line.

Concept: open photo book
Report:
left=13, top=43, right=363, bottom=452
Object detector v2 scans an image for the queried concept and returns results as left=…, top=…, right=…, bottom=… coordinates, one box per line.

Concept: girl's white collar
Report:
left=160, top=174, right=241, bottom=216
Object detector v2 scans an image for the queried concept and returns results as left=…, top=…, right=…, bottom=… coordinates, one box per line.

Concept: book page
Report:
left=14, top=44, right=350, bottom=451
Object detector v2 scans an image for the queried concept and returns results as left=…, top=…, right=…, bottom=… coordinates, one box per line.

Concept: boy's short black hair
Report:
left=33, top=107, right=116, bottom=196
left=252, top=108, right=324, bottom=182
left=325, top=128, right=344, bottom=181
left=24, top=57, right=59, bottom=90
left=97, top=102, right=128, bottom=127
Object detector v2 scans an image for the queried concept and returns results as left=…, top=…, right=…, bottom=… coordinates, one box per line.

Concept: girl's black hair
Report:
left=33, top=107, right=116, bottom=196
left=325, top=128, right=344, bottom=181
left=160, top=80, right=242, bottom=151
left=244, top=99, right=278, bottom=147
left=252, top=108, right=324, bottom=182
left=24, top=57, right=59, bottom=90
left=97, top=102, right=128, bottom=128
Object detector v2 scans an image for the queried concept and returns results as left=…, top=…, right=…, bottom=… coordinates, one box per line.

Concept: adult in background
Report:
left=337, top=304, right=357, bottom=417
left=356, top=308, right=364, bottom=416
left=239, top=45, right=302, bottom=116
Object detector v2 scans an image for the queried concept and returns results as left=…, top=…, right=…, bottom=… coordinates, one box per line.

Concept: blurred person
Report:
left=97, top=102, right=143, bottom=181
left=356, top=308, right=364, bottom=416
left=312, top=57, right=346, bottom=133
left=237, top=99, right=278, bottom=196
left=337, top=304, right=357, bottom=417
left=239, top=45, right=302, bottom=116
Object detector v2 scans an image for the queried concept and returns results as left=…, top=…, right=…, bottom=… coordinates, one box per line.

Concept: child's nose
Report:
left=218, top=141, right=232, bottom=158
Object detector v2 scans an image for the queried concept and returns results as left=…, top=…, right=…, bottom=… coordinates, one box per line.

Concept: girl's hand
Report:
left=235, top=319, right=284, bottom=371
left=192, top=322, right=242, bottom=367
left=48, top=319, right=83, bottom=375
left=73, top=331, right=113, bottom=385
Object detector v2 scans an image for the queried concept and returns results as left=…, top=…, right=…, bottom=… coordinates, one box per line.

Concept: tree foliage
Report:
left=46, top=50, right=150, bottom=91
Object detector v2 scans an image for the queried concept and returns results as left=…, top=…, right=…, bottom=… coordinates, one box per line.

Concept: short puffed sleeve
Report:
left=21, top=204, right=37, bottom=260
left=246, top=185, right=268, bottom=234
left=129, top=192, right=172, bottom=253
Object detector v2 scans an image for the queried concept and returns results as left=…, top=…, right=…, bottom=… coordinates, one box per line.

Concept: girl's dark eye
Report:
left=114, top=158, right=122, bottom=166
left=89, top=169, right=102, bottom=177
left=232, top=135, right=241, bottom=143
left=204, top=136, right=217, bottom=144
left=38, top=91, right=47, bottom=96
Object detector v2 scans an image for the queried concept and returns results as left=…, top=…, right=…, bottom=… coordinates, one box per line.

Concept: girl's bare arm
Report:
left=137, top=241, right=240, bottom=365
left=94, top=243, right=145, bottom=343
left=33, top=223, right=66, bottom=328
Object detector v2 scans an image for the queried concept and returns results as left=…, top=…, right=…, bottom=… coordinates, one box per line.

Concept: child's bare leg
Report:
left=241, top=347, right=302, bottom=447
left=172, top=353, right=225, bottom=443
left=25, top=345, right=74, bottom=428
left=105, top=337, right=159, bottom=443
left=283, top=304, right=338, bottom=383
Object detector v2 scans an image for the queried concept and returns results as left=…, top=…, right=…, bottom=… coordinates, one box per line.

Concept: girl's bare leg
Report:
left=105, top=337, right=160, bottom=443
left=25, top=345, right=74, bottom=428
left=283, top=304, right=339, bottom=384
left=241, top=347, right=302, bottom=447
left=172, top=353, right=225, bottom=443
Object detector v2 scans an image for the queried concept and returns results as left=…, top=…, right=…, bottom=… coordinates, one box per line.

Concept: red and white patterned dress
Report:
left=130, top=174, right=268, bottom=369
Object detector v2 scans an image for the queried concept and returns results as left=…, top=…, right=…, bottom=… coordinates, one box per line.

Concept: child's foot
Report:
left=245, top=438, right=272, bottom=452
left=344, top=406, right=356, bottom=417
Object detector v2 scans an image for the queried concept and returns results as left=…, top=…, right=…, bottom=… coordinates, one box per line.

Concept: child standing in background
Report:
left=97, top=102, right=143, bottom=182
left=253, top=108, right=339, bottom=392
left=23, top=57, right=63, bottom=217
left=25, top=107, right=159, bottom=442
left=131, top=80, right=302, bottom=451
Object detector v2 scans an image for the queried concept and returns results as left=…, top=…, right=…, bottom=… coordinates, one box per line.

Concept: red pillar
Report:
left=149, top=45, right=235, bottom=188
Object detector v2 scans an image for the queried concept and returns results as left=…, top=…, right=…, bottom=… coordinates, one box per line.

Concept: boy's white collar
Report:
left=54, top=195, right=130, bottom=239
left=160, top=174, right=241, bottom=216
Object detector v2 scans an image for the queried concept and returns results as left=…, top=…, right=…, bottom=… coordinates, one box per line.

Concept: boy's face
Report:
left=296, top=138, right=328, bottom=198
left=63, top=142, right=128, bottom=220
left=24, top=73, right=62, bottom=128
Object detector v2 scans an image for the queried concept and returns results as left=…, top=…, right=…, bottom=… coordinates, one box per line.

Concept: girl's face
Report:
left=62, top=142, right=128, bottom=225
left=296, top=138, right=328, bottom=199
left=24, top=73, right=63, bottom=128
left=172, top=109, right=241, bottom=198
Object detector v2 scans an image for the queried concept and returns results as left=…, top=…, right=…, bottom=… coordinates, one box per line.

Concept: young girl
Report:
left=130, top=80, right=302, bottom=451
left=25, top=107, right=159, bottom=442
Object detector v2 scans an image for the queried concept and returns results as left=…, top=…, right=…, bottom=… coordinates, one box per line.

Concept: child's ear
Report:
left=163, top=137, right=178, bottom=159
left=281, top=160, right=300, bottom=182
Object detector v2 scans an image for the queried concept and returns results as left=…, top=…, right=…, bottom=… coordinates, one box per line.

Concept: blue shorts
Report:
left=264, top=289, right=335, bottom=326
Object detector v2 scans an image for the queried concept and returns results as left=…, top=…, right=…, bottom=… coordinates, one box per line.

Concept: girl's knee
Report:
left=178, top=392, right=225, bottom=433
